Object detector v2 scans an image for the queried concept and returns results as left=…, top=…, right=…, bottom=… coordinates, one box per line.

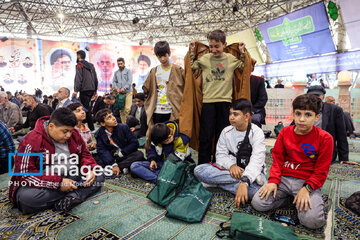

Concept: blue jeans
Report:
left=130, top=161, right=164, bottom=183
left=194, top=163, right=265, bottom=199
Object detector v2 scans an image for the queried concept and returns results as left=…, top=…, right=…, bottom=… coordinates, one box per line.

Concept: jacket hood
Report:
left=33, top=116, right=52, bottom=142
left=165, top=121, right=180, bottom=139
left=78, top=60, right=92, bottom=71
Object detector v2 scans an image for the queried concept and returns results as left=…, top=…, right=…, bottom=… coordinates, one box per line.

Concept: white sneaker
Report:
left=201, top=182, right=218, bottom=188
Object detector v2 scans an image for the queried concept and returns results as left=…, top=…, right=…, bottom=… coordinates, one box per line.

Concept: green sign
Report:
left=267, top=16, right=315, bottom=45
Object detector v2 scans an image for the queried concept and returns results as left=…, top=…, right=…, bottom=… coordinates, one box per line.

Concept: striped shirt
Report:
left=0, top=121, right=15, bottom=159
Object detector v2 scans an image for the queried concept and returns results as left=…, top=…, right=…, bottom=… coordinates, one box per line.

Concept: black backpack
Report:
left=229, top=123, right=252, bottom=169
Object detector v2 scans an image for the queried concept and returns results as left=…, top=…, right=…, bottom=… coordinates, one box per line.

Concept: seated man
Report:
left=0, top=91, right=23, bottom=128
left=194, top=99, right=266, bottom=207
left=325, top=96, right=356, bottom=139
left=95, top=108, right=144, bottom=176
left=90, top=92, right=106, bottom=123
left=7, top=91, right=21, bottom=108
left=9, top=108, right=104, bottom=214
left=0, top=120, right=15, bottom=174
left=130, top=121, right=192, bottom=183
left=126, top=93, right=147, bottom=138
left=10, top=95, right=50, bottom=136
left=56, top=87, right=73, bottom=109
left=251, top=94, right=333, bottom=229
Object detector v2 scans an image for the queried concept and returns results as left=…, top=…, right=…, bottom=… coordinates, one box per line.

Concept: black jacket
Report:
left=94, top=124, right=139, bottom=165
left=128, top=103, right=147, bottom=137
left=321, top=102, right=349, bottom=162
left=250, top=75, right=268, bottom=124
left=14, top=104, right=50, bottom=131
left=74, top=60, right=98, bottom=92
left=91, top=96, right=106, bottom=119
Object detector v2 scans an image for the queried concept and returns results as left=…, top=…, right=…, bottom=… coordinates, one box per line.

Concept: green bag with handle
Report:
left=216, top=212, right=298, bottom=240
left=147, top=154, right=188, bottom=206
left=274, top=121, right=285, bottom=137
left=114, top=93, right=126, bottom=111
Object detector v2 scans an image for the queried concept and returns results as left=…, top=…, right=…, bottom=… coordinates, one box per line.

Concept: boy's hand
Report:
left=293, top=187, right=312, bottom=212
left=190, top=41, right=196, bottom=50
left=130, top=127, right=135, bottom=132
left=229, top=165, right=244, bottom=180
left=258, top=183, right=277, bottom=200
left=9, top=127, right=15, bottom=133
left=239, top=42, right=246, bottom=53
left=84, top=170, right=96, bottom=187
left=234, top=182, right=248, bottom=208
left=150, top=160, right=157, bottom=171
left=112, top=165, right=120, bottom=176
left=60, top=178, right=77, bottom=192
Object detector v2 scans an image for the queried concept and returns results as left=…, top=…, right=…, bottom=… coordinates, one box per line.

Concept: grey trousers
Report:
left=251, top=176, right=325, bottom=229
left=16, top=174, right=104, bottom=214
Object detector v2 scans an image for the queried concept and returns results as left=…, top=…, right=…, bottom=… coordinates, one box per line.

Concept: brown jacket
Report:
left=179, top=42, right=253, bottom=150
left=143, top=64, right=185, bottom=149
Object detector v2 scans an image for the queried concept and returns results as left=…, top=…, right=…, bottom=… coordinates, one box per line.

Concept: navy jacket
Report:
left=95, top=124, right=139, bottom=165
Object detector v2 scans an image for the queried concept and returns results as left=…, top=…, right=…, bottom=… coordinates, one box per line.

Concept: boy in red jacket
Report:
left=9, top=108, right=104, bottom=214
left=251, top=94, right=333, bottom=229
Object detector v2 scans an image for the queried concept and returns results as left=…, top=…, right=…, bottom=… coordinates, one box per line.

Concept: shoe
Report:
left=201, top=182, right=218, bottom=188
left=54, top=196, right=82, bottom=212
left=122, top=168, right=129, bottom=175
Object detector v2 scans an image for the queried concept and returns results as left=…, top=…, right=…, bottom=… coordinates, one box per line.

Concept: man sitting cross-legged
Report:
left=9, top=108, right=104, bottom=214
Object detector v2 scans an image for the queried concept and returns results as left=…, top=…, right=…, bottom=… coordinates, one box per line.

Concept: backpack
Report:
left=274, top=121, right=284, bottom=137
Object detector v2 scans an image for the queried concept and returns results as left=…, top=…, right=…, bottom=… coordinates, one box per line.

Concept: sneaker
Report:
left=54, top=196, right=82, bottom=212
left=122, top=168, right=129, bottom=175
left=201, top=182, right=218, bottom=188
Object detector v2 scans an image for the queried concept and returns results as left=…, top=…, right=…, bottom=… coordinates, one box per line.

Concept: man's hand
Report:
left=130, top=127, right=135, bottom=132
left=229, top=165, right=244, bottom=180
left=86, top=142, right=96, bottom=151
left=60, top=178, right=77, bottom=192
left=84, top=171, right=96, bottom=187
left=112, top=165, right=120, bottom=176
left=258, top=183, right=277, bottom=200
left=9, top=127, right=15, bottom=133
left=293, top=187, right=312, bottom=211
left=234, top=182, right=248, bottom=208
left=190, top=41, right=196, bottom=50
left=150, top=160, right=158, bottom=171
left=239, top=42, right=246, bottom=53
left=340, top=161, right=359, bottom=165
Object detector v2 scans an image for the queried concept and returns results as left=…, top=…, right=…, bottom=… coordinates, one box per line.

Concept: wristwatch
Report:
left=240, top=176, right=250, bottom=187
left=303, top=183, right=313, bottom=193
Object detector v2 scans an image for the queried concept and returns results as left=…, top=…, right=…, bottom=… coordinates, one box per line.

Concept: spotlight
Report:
left=85, top=46, right=90, bottom=51
left=1, top=37, right=8, bottom=42
left=132, top=17, right=140, bottom=24
left=233, top=5, right=239, bottom=13
left=58, top=28, right=66, bottom=34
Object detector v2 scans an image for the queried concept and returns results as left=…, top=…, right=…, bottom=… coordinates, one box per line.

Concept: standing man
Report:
left=73, top=50, right=98, bottom=131
left=112, top=57, right=133, bottom=124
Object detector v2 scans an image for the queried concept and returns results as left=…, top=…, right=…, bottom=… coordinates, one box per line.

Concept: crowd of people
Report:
left=0, top=29, right=358, bottom=230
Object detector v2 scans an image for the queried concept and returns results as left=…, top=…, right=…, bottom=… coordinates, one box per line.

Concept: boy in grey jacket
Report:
left=194, top=98, right=266, bottom=208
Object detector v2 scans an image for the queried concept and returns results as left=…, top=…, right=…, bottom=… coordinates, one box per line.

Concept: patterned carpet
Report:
left=0, top=150, right=359, bottom=239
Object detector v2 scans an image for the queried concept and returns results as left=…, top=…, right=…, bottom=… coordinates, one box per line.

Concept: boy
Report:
left=189, top=29, right=246, bottom=164
left=194, top=99, right=266, bottom=207
left=251, top=94, right=334, bottom=229
left=143, top=41, right=185, bottom=149
left=9, top=108, right=104, bottom=213
left=95, top=108, right=144, bottom=176
left=130, top=121, right=192, bottom=183
left=126, top=93, right=147, bottom=138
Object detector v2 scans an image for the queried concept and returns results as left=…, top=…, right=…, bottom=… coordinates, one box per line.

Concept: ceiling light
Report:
left=132, top=17, right=140, bottom=24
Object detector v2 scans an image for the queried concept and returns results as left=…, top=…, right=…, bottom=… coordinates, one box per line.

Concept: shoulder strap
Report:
left=244, top=123, right=251, bottom=144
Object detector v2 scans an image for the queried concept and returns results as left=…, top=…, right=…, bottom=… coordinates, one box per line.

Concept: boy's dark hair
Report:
left=151, top=123, right=171, bottom=145
left=292, top=94, right=322, bottom=115
left=117, top=57, right=125, bottom=63
left=96, top=108, right=112, bottom=123
left=231, top=98, right=252, bottom=115
left=154, top=41, right=170, bottom=57
left=76, top=50, right=86, bottom=60
left=67, top=102, right=83, bottom=112
left=207, top=29, right=226, bottom=44
left=49, top=108, right=77, bottom=127
left=105, top=95, right=115, bottom=100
